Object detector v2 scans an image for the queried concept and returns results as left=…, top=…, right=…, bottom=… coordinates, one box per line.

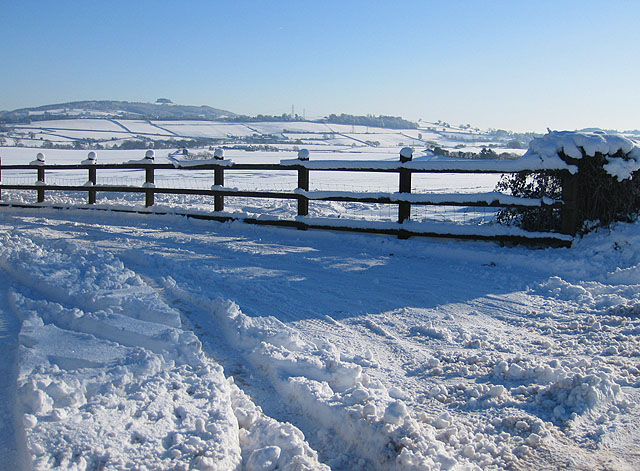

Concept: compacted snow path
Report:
left=0, top=207, right=639, bottom=470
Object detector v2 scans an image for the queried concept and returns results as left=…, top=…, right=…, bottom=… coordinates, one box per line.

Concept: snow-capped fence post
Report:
left=398, top=147, right=413, bottom=238
left=35, top=152, right=45, bottom=203
left=297, top=149, right=310, bottom=220
left=144, top=150, right=155, bottom=207
left=85, top=151, right=97, bottom=204
left=213, top=148, right=224, bottom=212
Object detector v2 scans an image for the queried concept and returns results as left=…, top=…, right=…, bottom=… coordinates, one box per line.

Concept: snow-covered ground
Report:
left=0, top=145, right=639, bottom=470
left=0, top=208, right=638, bottom=471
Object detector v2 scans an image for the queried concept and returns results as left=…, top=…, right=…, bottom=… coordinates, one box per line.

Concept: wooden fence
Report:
left=0, top=149, right=575, bottom=246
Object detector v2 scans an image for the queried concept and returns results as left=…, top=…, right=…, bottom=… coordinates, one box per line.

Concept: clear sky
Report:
left=1, top=0, right=639, bottom=132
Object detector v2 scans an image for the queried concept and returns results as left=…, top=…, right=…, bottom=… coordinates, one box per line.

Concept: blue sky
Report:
left=1, top=0, right=638, bottom=132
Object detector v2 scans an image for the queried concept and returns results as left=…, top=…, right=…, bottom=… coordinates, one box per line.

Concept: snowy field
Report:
left=3, top=118, right=528, bottom=155
left=0, top=147, right=639, bottom=470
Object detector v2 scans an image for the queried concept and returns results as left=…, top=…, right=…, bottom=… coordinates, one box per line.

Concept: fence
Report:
left=0, top=149, right=575, bottom=246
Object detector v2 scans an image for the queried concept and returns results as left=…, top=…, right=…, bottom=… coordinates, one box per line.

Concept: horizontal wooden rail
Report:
left=0, top=149, right=574, bottom=245
left=0, top=183, right=562, bottom=208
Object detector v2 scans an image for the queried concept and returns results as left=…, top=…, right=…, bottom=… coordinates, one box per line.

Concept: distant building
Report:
left=155, top=98, right=173, bottom=104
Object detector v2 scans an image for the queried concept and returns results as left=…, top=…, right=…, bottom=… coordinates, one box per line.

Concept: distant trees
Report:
left=427, top=145, right=519, bottom=161
left=116, top=139, right=148, bottom=150
left=478, top=147, right=498, bottom=159
left=323, top=114, right=418, bottom=129
left=226, top=113, right=298, bottom=123
left=226, top=113, right=418, bottom=130
left=507, top=139, right=524, bottom=149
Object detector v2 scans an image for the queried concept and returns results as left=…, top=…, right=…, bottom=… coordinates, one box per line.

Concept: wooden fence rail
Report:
left=0, top=149, right=575, bottom=246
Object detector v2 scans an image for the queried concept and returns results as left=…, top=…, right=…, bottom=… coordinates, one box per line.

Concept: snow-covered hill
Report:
left=0, top=101, right=539, bottom=156
left=0, top=100, right=236, bottom=122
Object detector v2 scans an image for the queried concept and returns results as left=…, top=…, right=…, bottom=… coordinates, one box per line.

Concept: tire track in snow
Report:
left=123, top=268, right=335, bottom=469
left=132, top=271, right=336, bottom=465
left=131, top=272, right=271, bottom=395
left=155, top=278, right=463, bottom=471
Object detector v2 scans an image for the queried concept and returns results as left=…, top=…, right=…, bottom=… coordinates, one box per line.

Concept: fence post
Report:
left=85, top=151, right=97, bottom=204
left=398, top=148, right=413, bottom=238
left=35, top=152, right=46, bottom=203
left=297, top=149, right=310, bottom=219
left=213, top=148, right=224, bottom=212
left=144, top=150, right=155, bottom=207
left=560, top=172, right=579, bottom=236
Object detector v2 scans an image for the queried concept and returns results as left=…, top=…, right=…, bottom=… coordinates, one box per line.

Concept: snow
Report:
left=4, top=117, right=540, bottom=158
left=280, top=157, right=572, bottom=173
left=294, top=216, right=572, bottom=241
left=113, top=120, right=175, bottom=136
left=0, top=225, right=326, bottom=471
left=80, top=151, right=97, bottom=166
left=400, top=147, right=414, bottom=160
left=170, top=158, right=234, bottom=168
left=155, top=122, right=256, bottom=139
left=525, top=130, right=640, bottom=180
left=603, top=156, right=640, bottom=182
left=298, top=148, right=310, bottom=161
left=296, top=189, right=559, bottom=207
left=15, top=119, right=124, bottom=133
left=0, top=145, right=639, bottom=470
left=29, top=153, right=46, bottom=166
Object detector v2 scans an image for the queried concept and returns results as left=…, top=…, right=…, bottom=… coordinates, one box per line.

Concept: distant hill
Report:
left=0, top=101, right=422, bottom=131
left=0, top=100, right=237, bottom=123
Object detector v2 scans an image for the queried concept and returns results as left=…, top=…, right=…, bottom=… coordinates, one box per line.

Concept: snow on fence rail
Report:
left=0, top=149, right=574, bottom=246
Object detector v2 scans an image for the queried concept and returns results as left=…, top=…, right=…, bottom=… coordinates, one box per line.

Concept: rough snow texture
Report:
left=0, top=231, right=326, bottom=471
left=524, top=131, right=640, bottom=180
left=0, top=208, right=637, bottom=470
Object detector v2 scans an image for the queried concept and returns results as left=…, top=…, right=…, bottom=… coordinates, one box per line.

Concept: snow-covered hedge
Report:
left=497, top=131, right=640, bottom=235
left=526, top=131, right=640, bottom=181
